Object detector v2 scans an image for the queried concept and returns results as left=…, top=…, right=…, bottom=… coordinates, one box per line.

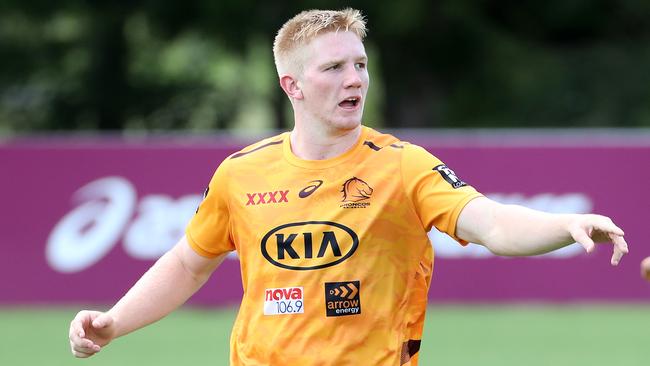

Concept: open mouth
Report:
left=338, top=96, right=361, bottom=109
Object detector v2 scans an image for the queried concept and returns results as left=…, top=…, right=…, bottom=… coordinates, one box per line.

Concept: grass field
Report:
left=1, top=304, right=648, bottom=366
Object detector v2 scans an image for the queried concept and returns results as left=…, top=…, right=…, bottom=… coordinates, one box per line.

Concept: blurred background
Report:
left=2, top=0, right=650, bottom=133
left=1, top=1, right=649, bottom=365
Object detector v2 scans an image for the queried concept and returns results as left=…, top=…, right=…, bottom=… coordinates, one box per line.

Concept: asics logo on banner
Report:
left=299, top=180, right=324, bottom=198
left=433, top=164, right=467, bottom=189
left=261, top=221, right=359, bottom=271
left=246, top=190, right=289, bottom=205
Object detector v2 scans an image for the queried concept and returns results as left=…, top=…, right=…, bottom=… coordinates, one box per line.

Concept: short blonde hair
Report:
left=273, top=8, right=367, bottom=75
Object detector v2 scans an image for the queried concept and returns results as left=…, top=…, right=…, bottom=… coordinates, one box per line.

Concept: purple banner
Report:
left=1, top=134, right=649, bottom=304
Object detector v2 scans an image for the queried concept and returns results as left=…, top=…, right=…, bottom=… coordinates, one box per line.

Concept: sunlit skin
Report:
left=280, top=31, right=369, bottom=160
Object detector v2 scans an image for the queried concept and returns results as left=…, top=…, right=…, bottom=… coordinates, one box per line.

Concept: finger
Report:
left=68, top=333, right=82, bottom=348
left=72, top=349, right=95, bottom=358
left=610, top=235, right=629, bottom=266
left=587, top=216, right=623, bottom=237
left=611, top=250, right=622, bottom=266
left=611, top=225, right=624, bottom=236
left=71, top=337, right=101, bottom=351
left=573, top=229, right=595, bottom=253
left=601, top=216, right=625, bottom=234
left=69, top=320, right=83, bottom=338
left=69, top=323, right=85, bottom=343
left=600, top=220, right=624, bottom=237
left=72, top=343, right=101, bottom=355
left=610, top=234, right=629, bottom=253
left=92, top=313, right=113, bottom=329
left=71, top=311, right=92, bottom=337
left=70, top=337, right=98, bottom=358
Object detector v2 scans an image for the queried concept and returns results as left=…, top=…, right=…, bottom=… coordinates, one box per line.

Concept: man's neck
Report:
left=289, top=124, right=362, bottom=161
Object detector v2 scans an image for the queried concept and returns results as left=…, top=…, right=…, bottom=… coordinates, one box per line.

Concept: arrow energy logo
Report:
left=324, top=281, right=361, bottom=317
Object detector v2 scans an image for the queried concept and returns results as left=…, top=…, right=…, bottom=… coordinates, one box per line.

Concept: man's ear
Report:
left=279, top=75, right=304, bottom=100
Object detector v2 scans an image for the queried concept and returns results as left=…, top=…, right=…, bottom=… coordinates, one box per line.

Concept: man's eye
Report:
left=355, top=63, right=366, bottom=69
left=327, top=64, right=340, bottom=70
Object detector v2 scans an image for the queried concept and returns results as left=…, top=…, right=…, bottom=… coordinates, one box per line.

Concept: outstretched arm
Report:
left=68, top=235, right=227, bottom=358
left=456, top=197, right=629, bottom=265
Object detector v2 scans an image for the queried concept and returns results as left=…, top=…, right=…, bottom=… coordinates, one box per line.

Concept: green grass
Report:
left=1, top=305, right=648, bottom=366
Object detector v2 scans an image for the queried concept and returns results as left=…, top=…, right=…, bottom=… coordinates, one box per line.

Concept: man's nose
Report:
left=344, top=66, right=363, bottom=88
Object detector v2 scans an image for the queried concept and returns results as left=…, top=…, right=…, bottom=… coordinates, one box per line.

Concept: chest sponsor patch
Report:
left=260, top=221, right=359, bottom=271
left=264, top=286, right=304, bottom=315
left=324, top=281, right=361, bottom=317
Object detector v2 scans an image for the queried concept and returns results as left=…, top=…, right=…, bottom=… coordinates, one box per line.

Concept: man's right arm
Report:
left=68, top=235, right=227, bottom=358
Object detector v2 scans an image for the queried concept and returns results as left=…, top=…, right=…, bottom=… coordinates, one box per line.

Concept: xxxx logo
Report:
left=246, top=190, right=289, bottom=206
left=329, top=282, right=359, bottom=300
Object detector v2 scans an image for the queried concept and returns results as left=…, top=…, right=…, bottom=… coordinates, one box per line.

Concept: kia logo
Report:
left=260, top=221, right=359, bottom=270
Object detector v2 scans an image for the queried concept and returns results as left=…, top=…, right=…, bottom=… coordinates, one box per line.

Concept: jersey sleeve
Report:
left=185, top=160, right=235, bottom=257
left=402, top=144, right=483, bottom=244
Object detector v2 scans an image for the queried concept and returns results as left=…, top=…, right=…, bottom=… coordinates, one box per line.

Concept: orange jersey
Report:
left=187, top=126, right=482, bottom=365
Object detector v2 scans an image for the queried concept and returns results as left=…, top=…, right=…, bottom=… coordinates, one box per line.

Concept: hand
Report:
left=69, top=310, right=117, bottom=358
left=641, top=257, right=650, bottom=281
left=568, top=214, right=629, bottom=266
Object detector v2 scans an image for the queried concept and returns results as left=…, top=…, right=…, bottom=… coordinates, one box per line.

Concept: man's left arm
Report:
left=456, top=197, right=629, bottom=265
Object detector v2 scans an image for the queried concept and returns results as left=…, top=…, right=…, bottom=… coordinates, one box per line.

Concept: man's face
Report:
left=297, top=31, right=369, bottom=131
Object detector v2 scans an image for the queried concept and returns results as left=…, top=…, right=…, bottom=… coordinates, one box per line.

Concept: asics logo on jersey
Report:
left=298, top=180, right=324, bottom=198
left=246, top=190, right=289, bottom=205
left=341, top=177, right=373, bottom=202
left=261, top=221, right=359, bottom=271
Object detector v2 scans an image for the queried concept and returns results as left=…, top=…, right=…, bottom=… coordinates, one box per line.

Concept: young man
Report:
left=68, top=9, right=629, bottom=365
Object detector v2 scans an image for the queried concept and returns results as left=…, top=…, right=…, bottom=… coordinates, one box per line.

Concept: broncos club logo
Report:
left=341, top=177, right=373, bottom=203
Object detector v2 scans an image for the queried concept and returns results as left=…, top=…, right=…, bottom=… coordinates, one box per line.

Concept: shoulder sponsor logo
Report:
left=340, top=177, right=373, bottom=208
left=264, top=286, right=304, bottom=315
left=433, top=164, right=467, bottom=189
left=260, top=221, right=359, bottom=271
left=325, top=281, right=361, bottom=316
left=298, top=180, right=324, bottom=198
left=195, top=186, right=210, bottom=213
left=246, top=190, right=289, bottom=206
